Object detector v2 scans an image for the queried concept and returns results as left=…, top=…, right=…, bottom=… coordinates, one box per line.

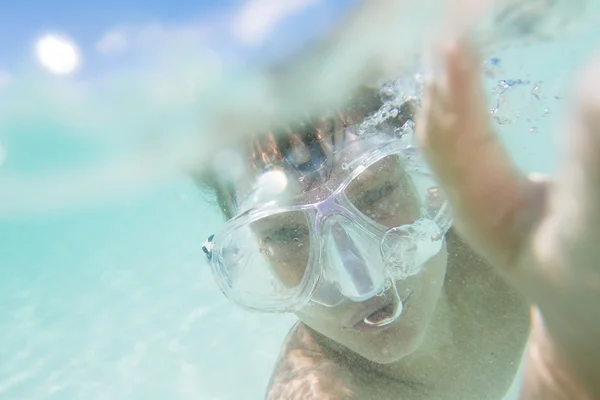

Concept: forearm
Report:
left=521, top=307, right=599, bottom=400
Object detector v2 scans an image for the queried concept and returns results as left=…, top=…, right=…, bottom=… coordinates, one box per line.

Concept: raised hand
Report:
left=417, top=39, right=600, bottom=399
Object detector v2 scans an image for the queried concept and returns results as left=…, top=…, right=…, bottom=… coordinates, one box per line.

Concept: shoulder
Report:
left=265, top=322, right=358, bottom=400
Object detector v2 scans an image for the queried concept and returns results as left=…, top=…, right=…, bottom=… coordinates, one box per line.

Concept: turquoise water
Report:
left=0, top=178, right=296, bottom=399
left=1, top=6, right=600, bottom=400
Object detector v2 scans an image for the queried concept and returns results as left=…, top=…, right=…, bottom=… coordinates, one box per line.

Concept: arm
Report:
left=416, top=39, right=600, bottom=399
left=266, top=323, right=358, bottom=400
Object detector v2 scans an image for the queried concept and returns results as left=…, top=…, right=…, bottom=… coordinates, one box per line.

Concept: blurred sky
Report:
left=0, top=0, right=360, bottom=77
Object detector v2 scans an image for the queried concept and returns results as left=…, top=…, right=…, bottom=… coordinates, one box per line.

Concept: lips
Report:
left=343, top=291, right=411, bottom=333
left=364, top=302, right=399, bottom=325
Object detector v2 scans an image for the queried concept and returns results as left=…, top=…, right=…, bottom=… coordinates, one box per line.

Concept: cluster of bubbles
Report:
left=484, top=57, right=559, bottom=132
left=357, top=56, right=562, bottom=142
left=357, top=73, right=425, bottom=137
left=381, top=218, right=445, bottom=281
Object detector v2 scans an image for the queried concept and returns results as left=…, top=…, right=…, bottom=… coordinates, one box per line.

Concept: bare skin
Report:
left=417, top=40, right=600, bottom=399
left=264, top=38, right=600, bottom=400
left=266, top=230, right=530, bottom=400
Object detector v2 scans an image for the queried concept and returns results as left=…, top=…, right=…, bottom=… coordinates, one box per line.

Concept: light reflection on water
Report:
left=0, top=179, right=296, bottom=399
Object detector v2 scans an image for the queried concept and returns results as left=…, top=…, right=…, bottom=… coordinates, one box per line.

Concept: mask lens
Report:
left=216, top=210, right=313, bottom=311
left=344, top=153, right=421, bottom=228
left=341, top=150, right=449, bottom=283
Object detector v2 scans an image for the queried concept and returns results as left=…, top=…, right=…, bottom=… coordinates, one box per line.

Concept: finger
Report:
left=565, top=58, right=600, bottom=228
left=537, top=57, right=600, bottom=275
left=529, top=64, right=600, bottom=395
left=416, top=39, right=540, bottom=273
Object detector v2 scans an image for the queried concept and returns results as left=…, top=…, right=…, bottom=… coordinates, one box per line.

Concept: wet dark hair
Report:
left=193, top=85, right=419, bottom=220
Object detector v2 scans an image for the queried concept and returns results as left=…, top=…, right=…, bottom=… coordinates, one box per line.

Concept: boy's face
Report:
left=242, top=137, right=448, bottom=364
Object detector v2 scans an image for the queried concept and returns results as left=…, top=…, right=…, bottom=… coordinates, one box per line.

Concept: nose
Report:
left=328, top=221, right=382, bottom=301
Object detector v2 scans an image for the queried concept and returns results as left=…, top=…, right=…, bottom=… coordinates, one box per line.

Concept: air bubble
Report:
left=380, top=82, right=397, bottom=101
left=498, top=80, right=511, bottom=91
left=490, top=78, right=533, bottom=126
left=494, top=116, right=511, bottom=125
left=483, top=57, right=501, bottom=78
left=531, top=82, right=544, bottom=100
left=400, top=120, right=415, bottom=136
left=341, top=162, right=349, bottom=170
left=357, top=78, right=424, bottom=138
left=381, top=219, right=444, bottom=280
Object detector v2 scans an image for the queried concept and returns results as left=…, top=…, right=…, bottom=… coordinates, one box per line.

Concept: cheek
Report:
left=295, top=303, right=343, bottom=333
left=415, top=241, right=448, bottom=286
left=404, top=245, right=448, bottom=309
left=293, top=306, right=353, bottom=351
left=389, top=246, right=448, bottom=331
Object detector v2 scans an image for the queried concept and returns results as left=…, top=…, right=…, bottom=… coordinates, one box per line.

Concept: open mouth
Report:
left=344, top=292, right=412, bottom=333
left=364, top=303, right=399, bottom=325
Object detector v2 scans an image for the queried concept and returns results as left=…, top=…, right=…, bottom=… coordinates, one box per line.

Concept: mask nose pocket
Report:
left=316, top=216, right=386, bottom=303
left=380, top=218, right=444, bottom=280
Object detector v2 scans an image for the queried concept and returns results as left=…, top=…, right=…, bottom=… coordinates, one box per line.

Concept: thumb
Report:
left=416, top=39, right=544, bottom=275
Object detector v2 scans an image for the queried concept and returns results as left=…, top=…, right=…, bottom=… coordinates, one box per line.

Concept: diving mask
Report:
left=202, top=130, right=452, bottom=314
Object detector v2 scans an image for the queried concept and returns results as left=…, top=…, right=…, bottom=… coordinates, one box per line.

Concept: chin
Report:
left=348, top=319, right=428, bottom=364
left=300, top=291, right=437, bottom=366
left=361, top=349, right=408, bottom=365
